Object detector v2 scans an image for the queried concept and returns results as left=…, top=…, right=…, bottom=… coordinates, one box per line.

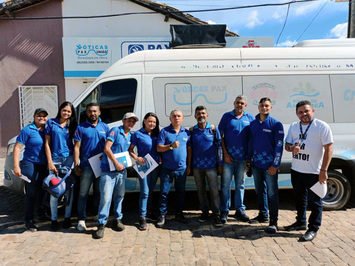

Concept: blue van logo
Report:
left=128, top=44, right=144, bottom=55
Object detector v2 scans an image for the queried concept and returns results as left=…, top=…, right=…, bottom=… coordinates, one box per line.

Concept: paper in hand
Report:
left=310, top=181, right=327, bottom=198
left=133, top=154, right=158, bottom=179
left=12, top=170, right=31, bottom=183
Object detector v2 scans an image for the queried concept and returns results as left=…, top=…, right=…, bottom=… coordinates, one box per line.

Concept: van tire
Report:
left=323, top=171, right=351, bottom=211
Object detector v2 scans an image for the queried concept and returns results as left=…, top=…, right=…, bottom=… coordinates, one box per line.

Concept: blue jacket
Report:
left=248, top=114, right=284, bottom=170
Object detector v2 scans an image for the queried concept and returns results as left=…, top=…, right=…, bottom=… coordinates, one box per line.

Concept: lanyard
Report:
left=299, top=119, right=313, bottom=141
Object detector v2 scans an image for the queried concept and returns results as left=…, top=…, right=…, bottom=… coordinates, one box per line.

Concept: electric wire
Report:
left=0, top=0, right=319, bottom=20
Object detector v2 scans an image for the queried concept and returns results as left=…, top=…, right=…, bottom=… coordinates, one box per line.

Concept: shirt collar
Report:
left=194, top=122, right=211, bottom=130
left=84, top=117, right=102, bottom=127
left=119, top=125, right=130, bottom=138
left=229, top=110, right=245, bottom=118
left=256, top=113, right=270, bottom=122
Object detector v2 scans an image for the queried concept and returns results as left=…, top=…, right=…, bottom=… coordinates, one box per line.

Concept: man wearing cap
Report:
left=156, top=110, right=191, bottom=227
left=74, top=103, right=110, bottom=231
left=13, top=108, right=49, bottom=231
left=94, top=112, right=138, bottom=239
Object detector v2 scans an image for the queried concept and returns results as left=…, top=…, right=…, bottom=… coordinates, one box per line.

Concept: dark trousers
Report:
left=21, top=161, right=48, bottom=222
left=291, top=169, right=323, bottom=232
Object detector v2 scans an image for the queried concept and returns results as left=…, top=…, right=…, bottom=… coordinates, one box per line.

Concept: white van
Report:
left=5, top=43, right=355, bottom=210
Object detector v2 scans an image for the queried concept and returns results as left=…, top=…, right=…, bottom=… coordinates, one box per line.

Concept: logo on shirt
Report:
left=263, top=129, right=272, bottom=133
left=110, top=131, right=115, bottom=136
left=183, top=138, right=188, bottom=141
left=243, top=121, right=250, bottom=124
left=277, top=140, right=283, bottom=147
left=99, top=131, right=106, bottom=134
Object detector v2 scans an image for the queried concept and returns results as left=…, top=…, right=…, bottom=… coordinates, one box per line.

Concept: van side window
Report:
left=99, top=79, right=137, bottom=124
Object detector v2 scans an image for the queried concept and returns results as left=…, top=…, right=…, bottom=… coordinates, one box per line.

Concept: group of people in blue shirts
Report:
left=13, top=95, right=331, bottom=242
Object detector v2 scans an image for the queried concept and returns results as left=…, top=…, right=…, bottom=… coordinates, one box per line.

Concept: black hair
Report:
left=195, top=105, right=207, bottom=115
left=259, top=97, right=272, bottom=104
left=143, top=112, right=160, bottom=137
left=56, top=101, right=77, bottom=139
left=86, top=102, right=100, bottom=110
left=296, top=100, right=312, bottom=111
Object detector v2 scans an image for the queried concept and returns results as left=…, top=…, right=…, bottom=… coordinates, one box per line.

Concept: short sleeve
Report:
left=107, top=128, right=116, bottom=143
left=44, top=120, right=52, bottom=136
left=157, top=129, right=166, bottom=145
left=320, top=122, right=333, bottom=146
left=131, top=132, right=138, bottom=146
left=285, top=123, right=296, bottom=144
left=16, top=128, right=29, bottom=146
left=218, top=114, right=227, bottom=135
left=74, top=125, right=82, bottom=142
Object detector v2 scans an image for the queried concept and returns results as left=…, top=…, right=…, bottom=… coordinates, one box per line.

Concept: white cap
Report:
left=123, top=112, right=139, bottom=121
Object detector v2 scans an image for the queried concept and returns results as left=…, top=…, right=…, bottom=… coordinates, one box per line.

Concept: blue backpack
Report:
left=43, top=166, right=76, bottom=198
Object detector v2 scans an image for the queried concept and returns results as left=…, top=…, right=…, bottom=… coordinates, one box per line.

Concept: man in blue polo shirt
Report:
left=156, top=110, right=191, bottom=227
left=190, top=106, right=223, bottom=227
left=74, top=103, right=109, bottom=231
left=248, top=97, right=284, bottom=234
left=94, top=112, right=138, bottom=239
left=219, top=95, right=254, bottom=223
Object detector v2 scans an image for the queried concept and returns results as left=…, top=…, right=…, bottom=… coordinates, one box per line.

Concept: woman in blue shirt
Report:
left=128, top=112, right=161, bottom=230
left=13, top=108, right=49, bottom=232
left=44, top=102, right=77, bottom=231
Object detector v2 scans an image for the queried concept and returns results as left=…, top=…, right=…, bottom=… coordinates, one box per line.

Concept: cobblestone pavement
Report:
left=1, top=173, right=355, bottom=265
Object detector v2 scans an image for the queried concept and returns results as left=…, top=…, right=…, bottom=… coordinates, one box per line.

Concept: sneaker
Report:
left=249, top=214, right=269, bottom=224
left=51, top=220, right=59, bottom=231
left=139, top=217, right=147, bottom=231
left=284, top=221, right=307, bottom=231
left=94, top=224, right=105, bottom=239
left=115, top=219, right=125, bottom=231
left=77, top=220, right=87, bottom=231
left=25, top=221, right=38, bottom=232
left=63, top=218, right=72, bottom=229
left=146, top=213, right=158, bottom=222
left=234, top=211, right=250, bottom=222
left=198, top=212, right=209, bottom=223
left=175, top=212, right=187, bottom=224
left=213, top=215, right=223, bottom=227
left=156, top=215, right=165, bottom=228
left=220, top=211, right=228, bottom=224
left=265, top=220, right=278, bottom=234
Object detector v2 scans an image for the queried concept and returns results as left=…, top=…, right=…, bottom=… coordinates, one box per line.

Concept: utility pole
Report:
left=349, top=0, right=355, bottom=37
left=336, top=0, right=355, bottom=37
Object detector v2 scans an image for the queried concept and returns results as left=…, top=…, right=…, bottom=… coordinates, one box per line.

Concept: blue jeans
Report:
left=77, top=166, right=100, bottom=221
left=20, top=160, right=48, bottom=222
left=139, top=166, right=159, bottom=218
left=159, top=166, right=186, bottom=216
left=291, top=169, right=323, bottom=232
left=253, top=166, right=279, bottom=221
left=98, top=170, right=126, bottom=225
left=220, top=159, right=246, bottom=213
left=193, top=168, right=220, bottom=215
left=50, top=156, right=74, bottom=221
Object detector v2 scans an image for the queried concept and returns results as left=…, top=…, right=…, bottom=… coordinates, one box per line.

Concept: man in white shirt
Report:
left=284, top=100, right=333, bottom=241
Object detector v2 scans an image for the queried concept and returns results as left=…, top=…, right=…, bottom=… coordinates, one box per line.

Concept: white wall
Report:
left=62, top=0, right=185, bottom=38
left=65, top=78, right=94, bottom=102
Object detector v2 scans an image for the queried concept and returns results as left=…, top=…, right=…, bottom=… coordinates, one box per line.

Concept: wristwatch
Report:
left=169, top=144, right=174, bottom=150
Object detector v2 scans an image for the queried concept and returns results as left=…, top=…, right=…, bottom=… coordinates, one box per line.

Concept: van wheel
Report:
left=323, top=171, right=351, bottom=211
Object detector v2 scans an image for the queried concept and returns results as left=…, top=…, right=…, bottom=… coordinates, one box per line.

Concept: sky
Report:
left=0, top=0, right=349, bottom=47
left=160, top=0, right=349, bottom=46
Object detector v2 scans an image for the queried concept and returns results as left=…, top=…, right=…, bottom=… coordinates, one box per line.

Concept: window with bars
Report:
left=18, top=86, right=58, bottom=128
